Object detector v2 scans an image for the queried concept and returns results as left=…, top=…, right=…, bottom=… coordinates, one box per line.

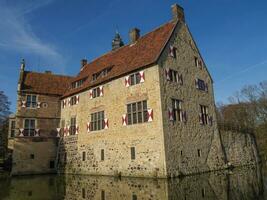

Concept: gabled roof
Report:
left=21, top=71, right=73, bottom=96
left=63, top=20, right=177, bottom=98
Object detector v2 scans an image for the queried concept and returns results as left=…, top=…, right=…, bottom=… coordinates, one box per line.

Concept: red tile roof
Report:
left=22, top=71, right=73, bottom=96
left=63, top=20, right=177, bottom=98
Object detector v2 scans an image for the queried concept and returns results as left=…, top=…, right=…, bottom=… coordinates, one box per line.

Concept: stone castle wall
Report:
left=59, top=66, right=167, bottom=178
left=11, top=137, right=58, bottom=175
left=220, top=130, right=260, bottom=167
left=158, top=22, right=226, bottom=176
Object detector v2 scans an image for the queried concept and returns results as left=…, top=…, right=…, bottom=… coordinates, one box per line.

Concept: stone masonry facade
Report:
left=9, top=3, right=258, bottom=177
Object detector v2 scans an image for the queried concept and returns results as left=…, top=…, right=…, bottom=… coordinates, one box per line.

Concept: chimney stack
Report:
left=171, top=4, right=185, bottom=22
left=81, top=58, right=87, bottom=68
left=129, top=28, right=140, bottom=44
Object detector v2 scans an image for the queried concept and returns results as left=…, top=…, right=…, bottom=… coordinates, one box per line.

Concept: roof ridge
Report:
left=25, top=70, right=73, bottom=78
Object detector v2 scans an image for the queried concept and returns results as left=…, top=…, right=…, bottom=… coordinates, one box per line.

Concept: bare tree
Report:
left=0, top=91, right=10, bottom=125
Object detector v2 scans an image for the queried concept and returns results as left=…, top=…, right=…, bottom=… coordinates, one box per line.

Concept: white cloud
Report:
left=0, top=1, right=63, bottom=67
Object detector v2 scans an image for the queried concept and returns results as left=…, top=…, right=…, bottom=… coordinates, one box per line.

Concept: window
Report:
left=82, top=152, right=86, bottom=161
left=26, top=95, right=37, bottom=108
left=50, top=160, right=55, bottom=168
left=70, top=96, right=77, bottom=105
left=92, top=67, right=112, bottom=81
left=101, top=190, right=105, bottom=200
left=200, top=105, right=208, bottom=125
left=92, top=87, right=101, bottom=98
left=10, top=120, right=15, bottom=137
left=90, top=111, right=104, bottom=131
left=24, top=119, right=36, bottom=136
left=82, top=188, right=86, bottom=199
left=201, top=188, right=205, bottom=198
left=71, top=78, right=86, bottom=89
left=30, top=154, right=34, bottom=159
left=70, top=117, right=76, bottom=135
left=132, top=194, right=137, bottom=200
left=129, top=72, right=141, bottom=86
left=197, top=149, right=201, bottom=157
left=169, top=69, right=183, bottom=84
left=127, top=101, right=148, bottom=125
left=131, top=147, right=136, bottom=160
left=195, top=57, right=203, bottom=68
left=101, top=149, right=104, bottom=161
left=172, top=99, right=182, bottom=122
left=196, top=79, right=208, bottom=92
left=64, top=152, right=67, bottom=163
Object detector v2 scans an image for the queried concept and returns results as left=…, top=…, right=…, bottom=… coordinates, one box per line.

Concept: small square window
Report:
left=131, top=147, right=136, bottom=160
left=101, top=149, right=104, bottom=161
left=82, top=188, right=86, bottom=199
left=82, top=152, right=86, bottom=161
left=132, top=194, right=137, bottom=200
left=50, top=160, right=55, bottom=169
left=197, top=149, right=201, bottom=157
left=101, top=190, right=105, bottom=200
left=30, top=154, right=34, bottom=159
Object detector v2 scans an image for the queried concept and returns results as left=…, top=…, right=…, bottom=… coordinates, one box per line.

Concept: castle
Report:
left=8, top=4, right=234, bottom=177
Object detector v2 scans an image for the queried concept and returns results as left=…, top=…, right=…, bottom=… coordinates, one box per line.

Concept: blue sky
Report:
left=0, top=0, right=266, bottom=112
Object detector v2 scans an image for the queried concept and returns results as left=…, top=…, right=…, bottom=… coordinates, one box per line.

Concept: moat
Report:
left=0, top=165, right=266, bottom=200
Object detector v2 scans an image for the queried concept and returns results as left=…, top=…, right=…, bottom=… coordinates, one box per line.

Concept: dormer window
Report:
left=92, top=66, right=113, bottom=82
left=71, top=78, right=86, bottom=89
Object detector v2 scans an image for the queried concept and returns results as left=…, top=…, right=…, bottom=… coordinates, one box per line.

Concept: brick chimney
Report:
left=81, top=58, right=87, bottom=68
left=129, top=28, right=140, bottom=44
left=171, top=4, right=185, bottom=22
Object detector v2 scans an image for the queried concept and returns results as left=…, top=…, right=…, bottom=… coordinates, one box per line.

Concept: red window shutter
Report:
left=125, top=76, right=130, bottom=87
left=75, top=125, right=79, bottom=135
left=182, top=111, right=187, bottom=122
left=104, top=118, right=109, bottom=129
left=208, top=116, right=213, bottom=126
left=89, top=90, right=93, bottom=99
left=56, top=128, right=61, bottom=137
left=35, top=129, right=40, bottom=137
left=169, top=45, right=176, bottom=58
left=148, top=109, right=153, bottom=122
left=168, top=107, right=174, bottom=121
left=19, top=128, right=24, bottom=137
left=21, top=100, right=26, bottom=108
left=205, top=83, right=209, bottom=92
left=67, top=126, right=70, bottom=136
left=99, top=86, right=104, bottom=96
left=87, top=122, right=91, bottom=133
left=122, top=114, right=127, bottom=126
left=76, top=95, right=79, bottom=104
left=165, top=68, right=170, bottom=81
left=178, top=74, right=183, bottom=85
left=195, top=79, right=199, bottom=89
left=139, top=71, right=145, bottom=83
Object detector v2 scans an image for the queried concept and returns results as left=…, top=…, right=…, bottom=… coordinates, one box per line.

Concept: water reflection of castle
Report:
left=0, top=166, right=264, bottom=200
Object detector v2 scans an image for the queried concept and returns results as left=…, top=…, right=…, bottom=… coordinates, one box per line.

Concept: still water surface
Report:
left=0, top=165, right=266, bottom=200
